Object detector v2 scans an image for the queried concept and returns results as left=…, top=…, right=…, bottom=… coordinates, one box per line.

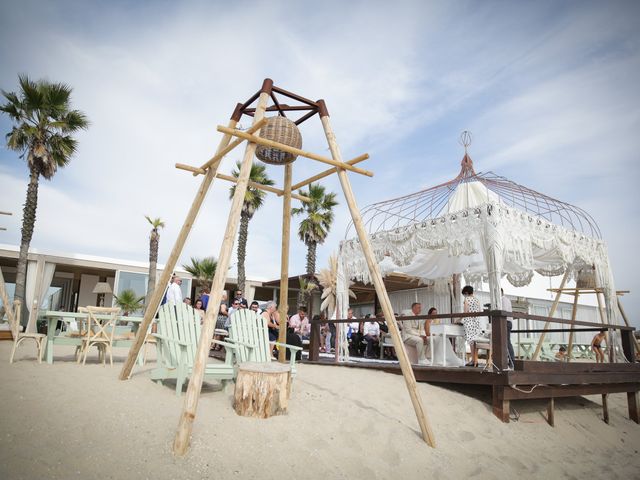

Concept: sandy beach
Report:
left=1, top=342, right=638, bottom=480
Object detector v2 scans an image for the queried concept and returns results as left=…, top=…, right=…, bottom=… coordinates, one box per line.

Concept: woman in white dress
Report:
left=425, top=307, right=465, bottom=367
left=460, top=285, right=487, bottom=366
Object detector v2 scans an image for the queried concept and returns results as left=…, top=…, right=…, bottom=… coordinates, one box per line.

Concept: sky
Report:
left=0, top=0, right=639, bottom=324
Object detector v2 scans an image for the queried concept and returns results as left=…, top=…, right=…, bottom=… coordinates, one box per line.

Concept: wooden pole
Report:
left=277, top=163, right=293, bottom=363
left=602, top=394, right=609, bottom=424
left=617, top=298, right=640, bottom=353
left=287, top=153, right=369, bottom=192
left=217, top=126, right=374, bottom=177
left=595, top=291, right=613, bottom=362
left=173, top=87, right=271, bottom=456
left=119, top=116, right=239, bottom=381
left=196, top=117, right=267, bottom=174
left=215, top=172, right=311, bottom=203
left=319, top=110, right=436, bottom=447
left=532, top=269, right=570, bottom=361
left=566, top=290, right=580, bottom=362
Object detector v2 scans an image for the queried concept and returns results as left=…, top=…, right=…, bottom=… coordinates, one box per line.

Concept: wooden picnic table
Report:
left=39, top=310, right=149, bottom=364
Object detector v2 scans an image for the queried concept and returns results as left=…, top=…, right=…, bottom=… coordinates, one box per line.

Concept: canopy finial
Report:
left=459, top=130, right=472, bottom=153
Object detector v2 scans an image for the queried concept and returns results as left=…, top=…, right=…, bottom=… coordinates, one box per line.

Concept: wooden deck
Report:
left=303, top=356, right=640, bottom=425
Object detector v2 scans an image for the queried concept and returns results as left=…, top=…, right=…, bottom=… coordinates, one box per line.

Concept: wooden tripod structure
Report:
left=118, top=79, right=436, bottom=455
left=532, top=273, right=636, bottom=362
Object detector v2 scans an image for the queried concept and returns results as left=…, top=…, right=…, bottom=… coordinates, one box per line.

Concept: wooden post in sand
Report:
left=617, top=297, right=640, bottom=355
left=173, top=82, right=271, bottom=456
left=277, top=163, right=293, bottom=363
left=318, top=102, right=436, bottom=447
left=532, top=269, right=570, bottom=361
left=119, top=108, right=243, bottom=381
left=566, top=290, right=580, bottom=362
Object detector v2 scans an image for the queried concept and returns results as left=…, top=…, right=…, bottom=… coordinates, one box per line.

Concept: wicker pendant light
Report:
left=255, top=116, right=302, bottom=165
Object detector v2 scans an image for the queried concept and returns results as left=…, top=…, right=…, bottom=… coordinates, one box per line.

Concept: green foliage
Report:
left=1, top=74, right=89, bottom=179
left=114, top=289, right=145, bottom=315
left=182, top=256, right=218, bottom=289
left=292, top=183, right=338, bottom=247
left=229, top=161, right=275, bottom=218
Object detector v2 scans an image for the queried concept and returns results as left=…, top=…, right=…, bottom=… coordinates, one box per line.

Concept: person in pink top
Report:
left=288, top=306, right=309, bottom=341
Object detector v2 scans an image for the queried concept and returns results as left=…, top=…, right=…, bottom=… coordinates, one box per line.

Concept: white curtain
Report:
left=25, top=261, right=56, bottom=333
left=335, top=252, right=350, bottom=362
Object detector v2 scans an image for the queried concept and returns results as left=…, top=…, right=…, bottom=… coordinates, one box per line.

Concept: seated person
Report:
left=288, top=306, right=309, bottom=341
left=362, top=314, right=380, bottom=358
left=401, top=302, right=429, bottom=364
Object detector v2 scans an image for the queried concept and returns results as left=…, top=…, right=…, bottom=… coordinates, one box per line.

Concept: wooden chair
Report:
left=8, top=299, right=47, bottom=364
left=150, top=303, right=235, bottom=396
left=473, top=338, right=492, bottom=367
left=78, top=306, right=121, bottom=366
left=227, top=309, right=302, bottom=375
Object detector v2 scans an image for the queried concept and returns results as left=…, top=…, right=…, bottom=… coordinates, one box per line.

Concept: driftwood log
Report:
left=233, top=362, right=291, bottom=418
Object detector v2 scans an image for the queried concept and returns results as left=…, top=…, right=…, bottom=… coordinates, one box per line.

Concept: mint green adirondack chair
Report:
left=150, top=303, right=235, bottom=396
left=227, top=309, right=302, bottom=375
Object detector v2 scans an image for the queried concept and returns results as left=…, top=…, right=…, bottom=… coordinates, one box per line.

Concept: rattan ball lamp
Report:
left=256, top=116, right=302, bottom=165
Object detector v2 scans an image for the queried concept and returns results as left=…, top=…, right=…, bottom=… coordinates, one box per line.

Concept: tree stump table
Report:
left=233, top=362, right=291, bottom=418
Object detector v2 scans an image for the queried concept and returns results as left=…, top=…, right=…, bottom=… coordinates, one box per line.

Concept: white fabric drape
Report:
left=335, top=252, right=350, bottom=362
left=25, top=261, right=56, bottom=333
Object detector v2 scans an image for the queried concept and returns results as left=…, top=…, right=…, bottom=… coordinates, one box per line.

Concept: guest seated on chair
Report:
left=363, top=314, right=380, bottom=358
left=402, top=302, right=429, bottom=364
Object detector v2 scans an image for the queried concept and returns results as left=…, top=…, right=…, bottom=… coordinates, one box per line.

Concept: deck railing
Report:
left=308, top=311, right=637, bottom=367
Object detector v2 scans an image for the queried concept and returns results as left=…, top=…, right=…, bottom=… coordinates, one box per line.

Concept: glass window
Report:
left=115, top=271, right=148, bottom=298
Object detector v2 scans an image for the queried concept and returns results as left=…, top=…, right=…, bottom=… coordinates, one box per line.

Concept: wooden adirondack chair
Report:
left=227, top=309, right=302, bottom=375
left=150, top=303, right=235, bottom=396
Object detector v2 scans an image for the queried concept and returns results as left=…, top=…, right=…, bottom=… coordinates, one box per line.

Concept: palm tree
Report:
left=1, top=75, right=88, bottom=321
left=230, top=161, right=274, bottom=292
left=144, top=216, right=165, bottom=311
left=182, top=256, right=218, bottom=293
left=292, top=183, right=338, bottom=304
left=114, top=289, right=145, bottom=316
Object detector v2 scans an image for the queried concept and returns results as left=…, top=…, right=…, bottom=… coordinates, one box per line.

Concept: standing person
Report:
left=166, top=275, right=183, bottom=306
left=591, top=330, right=607, bottom=363
left=363, top=315, right=380, bottom=358
left=460, top=285, right=485, bottom=366
left=347, top=308, right=364, bottom=356
left=402, top=302, right=429, bottom=364
left=262, top=301, right=280, bottom=355
left=212, top=292, right=229, bottom=352
left=501, top=288, right=515, bottom=368
left=249, top=300, right=261, bottom=315
left=200, top=287, right=210, bottom=311
left=193, top=299, right=205, bottom=321
left=231, top=289, right=248, bottom=308
left=324, top=314, right=335, bottom=353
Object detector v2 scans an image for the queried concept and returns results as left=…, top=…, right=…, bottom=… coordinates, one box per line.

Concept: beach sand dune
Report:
left=1, top=343, right=638, bottom=479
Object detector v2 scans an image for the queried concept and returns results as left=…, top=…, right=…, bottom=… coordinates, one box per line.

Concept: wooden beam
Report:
left=566, top=290, right=580, bottom=362
left=547, top=397, right=555, bottom=427
left=215, top=172, right=311, bottom=203
left=0, top=211, right=11, bottom=216
left=217, top=126, right=374, bottom=177
left=492, top=385, right=510, bottom=423
left=628, top=391, right=639, bottom=423
left=277, top=163, right=293, bottom=363
left=173, top=89, right=271, bottom=457
left=196, top=118, right=267, bottom=174
left=532, top=269, right=570, bottom=361
left=602, top=394, right=609, bottom=424
left=617, top=298, right=640, bottom=355
left=286, top=153, right=370, bottom=193
left=119, top=116, right=241, bottom=381
left=320, top=112, right=436, bottom=447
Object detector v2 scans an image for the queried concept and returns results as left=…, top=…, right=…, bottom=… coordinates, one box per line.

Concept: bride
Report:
left=426, top=307, right=465, bottom=367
